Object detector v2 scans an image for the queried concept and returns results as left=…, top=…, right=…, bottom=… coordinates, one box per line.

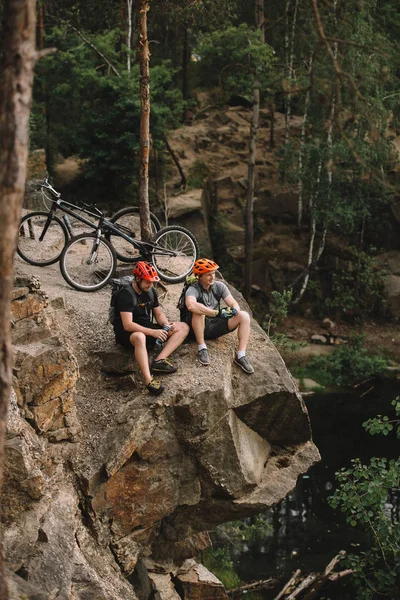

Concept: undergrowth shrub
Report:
left=309, top=334, right=387, bottom=386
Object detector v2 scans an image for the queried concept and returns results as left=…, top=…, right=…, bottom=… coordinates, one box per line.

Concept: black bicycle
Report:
left=18, top=178, right=161, bottom=266
left=18, top=180, right=199, bottom=292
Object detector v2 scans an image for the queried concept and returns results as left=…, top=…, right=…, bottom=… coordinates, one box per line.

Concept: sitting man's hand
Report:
left=216, top=307, right=238, bottom=319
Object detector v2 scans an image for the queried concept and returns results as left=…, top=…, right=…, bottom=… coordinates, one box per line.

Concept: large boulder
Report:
left=4, top=275, right=319, bottom=599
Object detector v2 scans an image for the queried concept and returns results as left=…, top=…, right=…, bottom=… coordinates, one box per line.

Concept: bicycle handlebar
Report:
left=36, top=178, right=103, bottom=217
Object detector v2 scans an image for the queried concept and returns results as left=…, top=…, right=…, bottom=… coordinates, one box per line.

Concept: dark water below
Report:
left=231, top=382, right=400, bottom=598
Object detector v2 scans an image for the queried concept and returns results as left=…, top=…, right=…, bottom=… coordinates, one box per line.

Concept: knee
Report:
left=238, top=310, right=250, bottom=323
left=180, top=322, right=190, bottom=337
left=130, top=331, right=146, bottom=347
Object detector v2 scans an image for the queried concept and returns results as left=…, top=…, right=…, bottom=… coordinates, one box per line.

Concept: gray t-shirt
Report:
left=185, top=281, right=230, bottom=310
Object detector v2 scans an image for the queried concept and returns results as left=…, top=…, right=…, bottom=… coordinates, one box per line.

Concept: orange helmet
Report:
left=193, top=258, right=219, bottom=276
left=133, top=261, right=160, bottom=282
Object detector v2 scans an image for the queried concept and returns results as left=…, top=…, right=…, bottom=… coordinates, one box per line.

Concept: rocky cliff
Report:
left=3, top=267, right=320, bottom=600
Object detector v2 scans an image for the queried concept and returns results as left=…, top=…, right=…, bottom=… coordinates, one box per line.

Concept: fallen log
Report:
left=272, top=569, right=302, bottom=600
left=228, top=578, right=278, bottom=596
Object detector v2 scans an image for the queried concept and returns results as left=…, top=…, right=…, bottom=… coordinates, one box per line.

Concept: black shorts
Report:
left=186, top=314, right=232, bottom=340
left=115, top=324, right=164, bottom=350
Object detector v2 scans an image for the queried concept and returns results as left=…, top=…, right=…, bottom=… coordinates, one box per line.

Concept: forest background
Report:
left=2, top=0, right=400, bottom=321
left=1, top=0, right=400, bottom=599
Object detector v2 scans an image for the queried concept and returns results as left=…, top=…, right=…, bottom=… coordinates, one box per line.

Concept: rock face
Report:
left=3, top=276, right=320, bottom=599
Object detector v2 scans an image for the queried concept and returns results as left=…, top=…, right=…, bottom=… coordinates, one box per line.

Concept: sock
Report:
left=198, top=343, right=207, bottom=351
left=237, top=350, right=246, bottom=359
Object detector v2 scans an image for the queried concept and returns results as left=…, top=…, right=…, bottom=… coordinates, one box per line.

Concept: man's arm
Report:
left=153, top=306, right=170, bottom=327
left=185, top=294, right=218, bottom=317
left=223, top=293, right=240, bottom=312
left=120, top=312, right=163, bottom=338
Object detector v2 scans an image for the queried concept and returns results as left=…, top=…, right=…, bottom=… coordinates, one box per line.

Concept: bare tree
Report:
left=0, top=1, right=37, bottom=596
left=138, top=0, right=153, bottom=241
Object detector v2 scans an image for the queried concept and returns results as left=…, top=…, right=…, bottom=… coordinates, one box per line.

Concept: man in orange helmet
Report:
left=185, top=258, right=254, bottom=373
left=113, top=261, right=189, bottom=395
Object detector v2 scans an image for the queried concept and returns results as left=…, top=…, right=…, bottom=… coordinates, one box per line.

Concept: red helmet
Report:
left=193, top=258, right=219, bottom=276
left=133, top=261, right=160, bottom=282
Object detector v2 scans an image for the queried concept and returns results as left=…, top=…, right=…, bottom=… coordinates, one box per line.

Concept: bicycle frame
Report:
left=38, top=181, right=180, bottom=260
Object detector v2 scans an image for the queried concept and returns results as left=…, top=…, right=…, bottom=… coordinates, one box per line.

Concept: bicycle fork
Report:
left=85, top=231, right=102, bottom=265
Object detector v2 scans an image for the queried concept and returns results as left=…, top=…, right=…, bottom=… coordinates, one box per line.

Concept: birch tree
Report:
left=0, top=0, right=37, bottom=596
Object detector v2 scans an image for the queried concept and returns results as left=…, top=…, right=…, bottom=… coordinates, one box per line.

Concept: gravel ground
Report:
left=13, top=256, right=232, bottom=465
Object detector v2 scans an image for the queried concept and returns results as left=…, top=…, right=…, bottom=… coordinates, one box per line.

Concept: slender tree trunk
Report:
left=138, top=0, right=152, bottom=241
left=182, top=24, right=190, bottom=121
left=0, top=1, right=37, bottom=597
left=127, top=0, right=133, bottom=71
left=284, top=0, right=299, bottom=146
left=297, top=51, right=314, bottom=227
left=37, top=1, right=44, bottom=49
left=243, top=0, right=264, bottom=300
left=164, top=137, right=187, bottom=190
left=244, top=83, right=260, bottom=300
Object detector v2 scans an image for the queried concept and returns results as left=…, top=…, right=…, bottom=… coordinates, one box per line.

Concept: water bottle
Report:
left=155, top=324, right=171, bottom=346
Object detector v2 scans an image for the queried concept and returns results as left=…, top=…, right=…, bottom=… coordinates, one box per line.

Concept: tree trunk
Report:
left=127, top=0, right=133, bottom=71
left=244, top=83, right=260, bottom=300
left=243, top=0, right=264, bottom=300
left=297, top=50, right=314, bottom=227
left=37, top=1, right=44, bottom=49
left=182, top=23, right=190, bottom=121
left=284, top=0, right=299, bottom=146
left=138, top=0, right=152, bottom=241
left=0, top=1, right=37, bottom=597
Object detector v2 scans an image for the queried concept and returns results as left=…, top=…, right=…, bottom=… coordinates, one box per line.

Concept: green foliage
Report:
left=195, top=24, right=275, bottom=97
left=187, top=160, right=210, bottom=188
left=263, top=289, right=293, bottom=336
left=309, top=334, right=387, bottom=386
left=202, top=516, right=271, bottom=592
left=323, top=250, right=386, bottom=322
left=202, top=547, right=241, bottom=590
left=363, top=398, right=400, bottom=438
left=329, top=399, right=400, bottom=599
left=262, top=290, right=306, bottom=351
left=31, top=25, right=185, bottom=205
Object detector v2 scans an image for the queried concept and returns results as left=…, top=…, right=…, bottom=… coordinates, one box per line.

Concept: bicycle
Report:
left=18, top=181, right=199, bottom=292
left=59, top=221, right=199, bottom=292
left=18, top=178, right=161, bottom=266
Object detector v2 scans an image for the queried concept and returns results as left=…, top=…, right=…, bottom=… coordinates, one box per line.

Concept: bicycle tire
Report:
left=150, top=225, right=199, bottom=283
left=60, top=233, right=116, bottom=292
left=108, top=206, right=162, bottom=263
left=17, top=211, right=69, bottom=266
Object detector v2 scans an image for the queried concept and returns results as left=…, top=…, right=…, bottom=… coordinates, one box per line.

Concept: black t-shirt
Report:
left=113, top=285, right=159, bottom=339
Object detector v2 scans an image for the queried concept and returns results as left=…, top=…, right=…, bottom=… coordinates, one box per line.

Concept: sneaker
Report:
left=198, top=348, right=210, bottom=366
left=147, top=377, right=164, bottom=395
left=151, top=358, right=177, bottom=374
left=234, top=355, right=254, bottom=374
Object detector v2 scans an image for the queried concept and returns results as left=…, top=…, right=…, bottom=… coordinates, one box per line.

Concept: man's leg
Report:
left=130, top=331, right=152, bottom=385
left=157, top=322, right=190, bottom=360
left=228, top=311, right=254, bottom=374
left=227, top=310, right=251, bottom=351
left=190, top=313, right=210, bottom=366
left=190, top=313, right=206, bottom=345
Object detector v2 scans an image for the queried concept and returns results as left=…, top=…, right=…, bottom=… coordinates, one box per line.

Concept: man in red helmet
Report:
left=113, top=261, right=189, bottom=395
left=185, top=258, right=254, bottom=373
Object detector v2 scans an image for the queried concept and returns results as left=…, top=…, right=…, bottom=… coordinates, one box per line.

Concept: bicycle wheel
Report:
left=108, top=207, right=161, bottom=263
left=17, top=211, right=68, bottom=266
left=60, top=233, right=116, bottom=292
left=150, top=226, right=199, bottom=283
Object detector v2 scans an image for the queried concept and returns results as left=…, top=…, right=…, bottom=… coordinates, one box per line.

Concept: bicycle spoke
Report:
left=151, top=226, right=199, bottom=283
left=17, top=212, right=68, bottom=266
left=61, top=235, right=115, bottom=291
